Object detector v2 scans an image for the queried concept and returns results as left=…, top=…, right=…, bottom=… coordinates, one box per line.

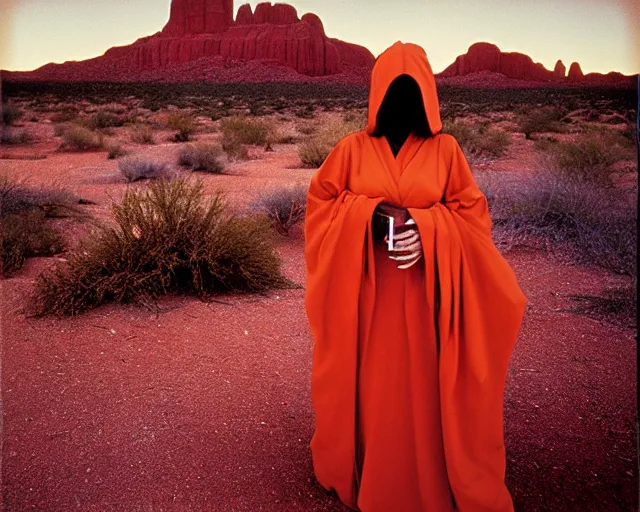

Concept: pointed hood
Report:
left=366, top=41, right=443, bottom=136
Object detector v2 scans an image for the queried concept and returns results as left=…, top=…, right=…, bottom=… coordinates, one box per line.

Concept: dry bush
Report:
left=296, top=121, right=316, bottom=136
left=107, top=144, right=128, bottom=160
left=442, top=118, right=511, bottom=159
left=59, top=124, right=104, bottom=152
left=221, top=133, right=249, bottom=161
left=517, top=106, right=565, bottom=139
left=29, top=178, right=290, bottom=316
left=544, top=130, right=633, bottom=184
left=253, top=183, right=308, bottom=235
left=0, top=176, right=82, bottom=276
left=86, top=110, right=125, bottom=130
left=1, top=128, right=34, bottom=145
left=119, top=156, right=172, bottom=183
left=342, top=110, right=368, bottom=129
left=130, top=124, right=156, bottom=145
left=178, top=143, right=225, bottom=174
left=298, top=120, right=361, bottom=168
left=167, top=112, right=197, bottom=142
left=2, top=102, right=22, bottom=126
left=220, top=116, right=272, bottom=145
left=476, top=168, right=637, bottom=277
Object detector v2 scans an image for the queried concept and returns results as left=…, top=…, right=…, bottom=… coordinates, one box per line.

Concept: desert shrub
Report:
left=2, top=102, right=22, bottom=126
left=253, top=184, right=308, bottom=235
left=342, top=110, right=368, bottom=129
left=0, top=212, right=64, bottom=276
left=294, top=105, right=316, bottom=119
left=29, top=178, right=290, bottom=316
left=442, top=118, right=511, bottom=159
left=167, top=112, right=197, bottom=142
left=178, top=143, right=225, bottom=174
left=0, top=176, right=81, bottom=276
left=130, top=124, right=155, bottom=144
left=533, top=135, right=560, bottom=152
left=87, top=110, right=125, bottom=130
left=298, top=120, right=361, bottom=168
left=221, top=133, right=249, bottom=161
left=60, top=124, right=104, bottom=152
left=0, top=176, right=81, bottom=218
left=220, top=116, right=272, bottom=145
left=476, top=168, right=637, bottom=276
left=296, top=121, right=316, bottom=136
left=1, top=128, right=34, bottom=145
left=107, top=144, right=127, bottom=159
left=517, top=106, right=565, bottom=139
left=545, top=130, right=632, bottom=184
left=119, top=156, right=171, bottom=183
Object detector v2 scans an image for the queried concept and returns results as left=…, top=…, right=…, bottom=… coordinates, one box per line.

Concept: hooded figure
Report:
left=304, top=42, right=527, bottom=512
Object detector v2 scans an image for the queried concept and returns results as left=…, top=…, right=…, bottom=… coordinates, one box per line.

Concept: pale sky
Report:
left=1, top=0, right=638, bottom=75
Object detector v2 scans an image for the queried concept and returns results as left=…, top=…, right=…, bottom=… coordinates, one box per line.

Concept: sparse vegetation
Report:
left=517, top=106, right=565, bottom=139
left=539, top=130, right=633, bottom=184
left=59, top=124, right=104, bottom=152
left=2, top=102, right=22, bottom=126
left=85, top=110, right=125, bottom=130
left=107, top=144, right=128, bottom=159
left=253, top=184, right=308, bottom=235
left=442, top=118, right=511, bottom=159
left=221, top=133, right=249, bottom=161
left=298, top=120, right=361, bottom=168
left=0, top=176, right=82, bottom=276
left=476, top=168, right=637, bottom=277
left=167, top=112, right=197, bottom=142
left=130, top=124, right=155, bottom=145
left=220, top=116, right=272, bottom=146
left=178, top=143, right=225, bottom=174
left=119, top=156, right=171, bottom=183
left=29, top=178, right=290, bottom=316
left=1, top=128, right=34, bottom=145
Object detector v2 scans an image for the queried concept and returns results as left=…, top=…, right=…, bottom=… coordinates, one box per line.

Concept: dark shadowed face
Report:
left=373, top=74, right=431, bottom=139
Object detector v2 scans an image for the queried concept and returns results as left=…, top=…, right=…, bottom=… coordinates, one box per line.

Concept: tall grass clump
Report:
left=0, top=176, right=82, bottom=276
left=298, top=120, right=361, bottom=168
left=59, top=124, right=104, bottom=152
left=130, top=124, right=155, bottom=145
left=517, top=106, right=565, bottom=139
left=178, top=143, right=225, bottom=174
left=542, top=130, right=633, bottom=185
left=220, top=116, right=272, bottom=145
left=442, top=118, right=511, bottom=159
left=167, top=112, right=197, bottom=142
left=253, top=184, right=308, bottom=235
left=29, top=178, right=290, bottom=316
left=119, top=156, right=171, bottom=183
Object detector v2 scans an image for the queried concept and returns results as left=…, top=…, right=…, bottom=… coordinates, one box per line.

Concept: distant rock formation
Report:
left=5, top=0, right=375, bottom=81
left=553, top=60, right=566, bottom=79
left=438, top=42, right=635, bottom=86
left=568, top=62, right=584, bottom=80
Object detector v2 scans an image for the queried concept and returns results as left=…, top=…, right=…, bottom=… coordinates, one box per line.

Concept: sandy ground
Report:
left=1, top=122, right=637, bottom=511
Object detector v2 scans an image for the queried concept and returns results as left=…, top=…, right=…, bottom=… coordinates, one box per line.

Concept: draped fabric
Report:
left=304, top=41, right=527, bottom=512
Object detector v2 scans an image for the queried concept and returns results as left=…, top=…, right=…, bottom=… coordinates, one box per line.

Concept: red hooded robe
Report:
left=304, top=41, right=527, bottom=512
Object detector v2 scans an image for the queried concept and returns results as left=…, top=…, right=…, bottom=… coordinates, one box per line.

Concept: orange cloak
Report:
left=304, top=42, right=527, bottom=512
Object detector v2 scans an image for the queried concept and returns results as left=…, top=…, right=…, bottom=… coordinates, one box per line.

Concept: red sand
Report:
left=1, top=127, right=637, bottom=511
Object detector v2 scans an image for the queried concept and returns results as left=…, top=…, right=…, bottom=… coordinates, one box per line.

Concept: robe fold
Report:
left=304, top=41, right=527, bottom=512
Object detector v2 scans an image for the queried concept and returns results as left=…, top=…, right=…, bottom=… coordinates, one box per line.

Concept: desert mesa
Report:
left=2, top=0, right=637, bottom=87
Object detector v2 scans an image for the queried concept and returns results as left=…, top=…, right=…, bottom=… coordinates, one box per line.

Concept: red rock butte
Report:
left=439, top=42, right=635, bottom=87
left=5, top=0, right=375, bottom=82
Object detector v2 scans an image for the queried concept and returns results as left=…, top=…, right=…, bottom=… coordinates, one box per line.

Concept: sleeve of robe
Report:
left=408, top=133, right=528, bottom=512
left=304, top=135, right=384, bottom=508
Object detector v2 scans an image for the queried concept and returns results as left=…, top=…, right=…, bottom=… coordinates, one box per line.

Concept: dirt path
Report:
left=1, top=138, right=637, bottom=511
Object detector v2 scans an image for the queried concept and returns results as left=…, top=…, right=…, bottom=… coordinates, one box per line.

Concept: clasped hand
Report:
left=373, top=202, right=423, bottom=270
